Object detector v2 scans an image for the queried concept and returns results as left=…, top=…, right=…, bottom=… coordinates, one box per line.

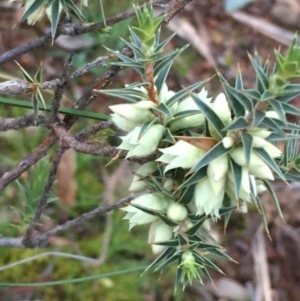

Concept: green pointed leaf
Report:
left=175, top=268, right=183, bottom=292
left=276, top=90, right=300, bottom=102
left=235, top=68, right=243, bottom=90
left=229, top=159, right=242, bottom=199
left=249, top=53, right=269, bottom=93
left=32, top=94, right=39, bottom=118
left=281, top=102, right=300, bottom=116
left=144, top=247, right=175, bottom=273
left=266, top=132, right=300, bottom=141
left=269, top=100, right=286, bottom=123
left=66, top=0, right=85, bottom=20
left=100, top=88, right=147, bottom=103
left=252, top=109, right=265, bottom=127
left=162, top=128, right=176, bottom=143
left=193, top=253, right=224, bottom=273
left=148, top=176, right=174, bottom=198
left=166, top=79, right=210, bottom=107
left=155, top=33, right=176, bottom=54
left=190, top=141, right=228, bottom=173
left=243, top=89, right=261, bottom=100
left=223, top=84, right=253, bottom=112
left=185, top=216, right=207, bottom=236
left=153, top=239, right=179, bottom=247
left=241, top=132, right=253, bottom=165
left=218, top=205, right=237, bottom=216
left=178, top=167, right=208, bottom=190
left=156, top=212, right=179, bottom=227
left=15, top=61, right=34, bottom=83
left=261, top=118, right=285, bottom=135
left=19, top=0, right=47, bottom=23
left=255, top=196, right=270, bottom=236
left=154, top=102, right=172, bottom=117
left=36, top=88, right=46, bottom=109
left=225, top=116, right=248, bottom=130
left=261, top=179, right=283, bottom=218
left=260, top=90, right=274, bottom=101
left=178, top=183, right=195, bottom=204
left=208, top=248, right=234, bottom=262
left=34, top=66, right=43, bottom=83
left=191, top=94, right=226, bottom=139
left=50, top=0, right=60, bottom=39
left=154, top=254, right=181, bottom=272
left=129, top=27, right=142, bottom=49
left=284, top=172, right=300, bottom=182
left=201, top=266, right=213, bottom=282
left=138, top=118, right=159, bottom=138
left=253, top=147, right=286, bottom=180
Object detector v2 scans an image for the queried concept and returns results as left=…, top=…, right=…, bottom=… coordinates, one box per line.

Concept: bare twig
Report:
left=0, top=0, right=169, bottom=66
left=0, top=114, right=50, bottom=131
left=0, top=193, right=139, bottom=248
left=50, top=54, right=73, bottom=121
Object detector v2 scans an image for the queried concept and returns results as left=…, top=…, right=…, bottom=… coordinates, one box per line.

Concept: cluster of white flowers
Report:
left=112, top=86, right=282, bottom=256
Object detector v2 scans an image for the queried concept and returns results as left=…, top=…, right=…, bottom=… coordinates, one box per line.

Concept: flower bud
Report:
left=263, top=142, right=282, bottom=158
left=131, top=124, right=166, bottom=157
left=167, top=203, right=188, bottom=222
left=122, top=193, right=171, bottom=229
left=265, top=111, right=280, bottom=119
left=109, top=103, right=155, bottom=124
left=222, top=137, right=234, bottom=149
left=252, top=136, right=268, bottom=148
left=111, top=114, right=137, bottom=132
left=129, top=162, right=157, bottom=192
left=248, top=128, right=272, bottom=138
left=249, top=164, right=274, bottom=180
left=212, top=93, right=231, bottom=125
left=229, top=147, right=265, bottom=167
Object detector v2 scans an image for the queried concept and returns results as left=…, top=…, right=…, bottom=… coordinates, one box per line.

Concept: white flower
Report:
left=129, top=162, right=157, bottom=192
left=110, top=114, right=137, bottom=132
left=118, top=124, right=166, bottom=158
left=158, top=140, right=205, bottom=172
left=265, top=111, right=280, bottom=119
left=148, top=220, right=173, bottom=254
left=169, top=88, right=211, bottom=132
left=229, top=147, right=265, bottom=167
left=222, top=136, right=234, bottom=149
left=211, top=93, right=231, bottom=126
left=122, top=193, right=171, bottom=229
left=167, top=203, right=188, bottom=222
left=207, top=154, right=229, bottom=195
left=249, top=164, right=274, bottom=180
left=209, top=93, right=232, bottom=139
left=247, top=128, right=272, bottom=138
left=109, top=103, right=155, bottom=131
left=194, top=177, right=224, bottom=217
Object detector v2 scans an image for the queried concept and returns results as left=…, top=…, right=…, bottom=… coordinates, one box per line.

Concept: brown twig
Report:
left=0, top=114, right=50, bottom=131
left=0, top=0, right=168, bottom=66
left=0, top=193, right=138, bottom=248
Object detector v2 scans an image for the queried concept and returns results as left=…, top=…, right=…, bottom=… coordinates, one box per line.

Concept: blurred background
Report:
left=0, top=0, right=300, bottom=300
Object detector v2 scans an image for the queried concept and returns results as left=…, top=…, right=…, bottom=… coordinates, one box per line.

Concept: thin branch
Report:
left=50, top=54, right=73, bottom=121
left=0, top=0, right=168, bottom=66
left=0, top=193, right=138, bottom=248
left=32, top=193, right=137, bottom=248
left=0, top=114, right=50, bottom=131
left=22, top=147, right=66, bottom=247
